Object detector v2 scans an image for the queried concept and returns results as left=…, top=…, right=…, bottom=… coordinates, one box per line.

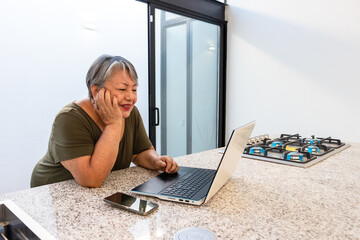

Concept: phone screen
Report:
left=104, top=192, right=158, bottom=215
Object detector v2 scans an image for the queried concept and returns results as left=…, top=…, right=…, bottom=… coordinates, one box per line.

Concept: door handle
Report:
left=154, top=107, right=160, bottom=126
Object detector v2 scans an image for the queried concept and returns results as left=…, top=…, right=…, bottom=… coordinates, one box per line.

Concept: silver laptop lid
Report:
left=204, top=121, right=255, bottom=204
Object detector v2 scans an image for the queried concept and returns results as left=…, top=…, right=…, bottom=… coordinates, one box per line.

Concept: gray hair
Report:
left=86, top=54, right=138, bottom=99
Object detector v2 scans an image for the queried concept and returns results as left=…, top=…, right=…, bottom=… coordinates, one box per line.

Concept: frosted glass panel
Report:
left=165, top=12, right=180, bottom=21
left=155, top=9, right=219, bottom=157
left=166, top=24, right=187, bottom=157
left=191, top=21, right=219, bottom=153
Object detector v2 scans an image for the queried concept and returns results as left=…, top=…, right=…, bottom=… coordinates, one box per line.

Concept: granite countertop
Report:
left=1, top=143, right=359, bottom=239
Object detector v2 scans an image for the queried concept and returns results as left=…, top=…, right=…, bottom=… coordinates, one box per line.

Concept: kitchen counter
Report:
left=1, top=143, right=359, bottom=239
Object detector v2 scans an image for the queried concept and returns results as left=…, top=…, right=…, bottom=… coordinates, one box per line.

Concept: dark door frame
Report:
left=136, top=0, right=227, bottom=148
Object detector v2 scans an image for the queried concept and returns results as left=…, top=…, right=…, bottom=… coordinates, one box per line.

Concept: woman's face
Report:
left=103, top=69, right=138, bottom=118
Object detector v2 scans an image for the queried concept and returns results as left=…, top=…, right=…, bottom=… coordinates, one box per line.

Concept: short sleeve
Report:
left=49, top=111, right=95, bottom=163
left=132, top=107, right=152, bottom=154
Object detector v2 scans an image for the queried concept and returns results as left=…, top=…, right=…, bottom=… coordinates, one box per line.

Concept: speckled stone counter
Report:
left=1, top=143, right=359, bottom=239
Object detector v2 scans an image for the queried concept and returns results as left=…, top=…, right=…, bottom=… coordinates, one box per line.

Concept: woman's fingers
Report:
left=94, top=88, right=123, bottom=125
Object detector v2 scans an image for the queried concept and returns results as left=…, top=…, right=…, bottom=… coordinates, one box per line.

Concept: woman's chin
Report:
left=121, top=109, right=133, bottom=118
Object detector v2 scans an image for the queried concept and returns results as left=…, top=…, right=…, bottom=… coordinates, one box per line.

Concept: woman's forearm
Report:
left=132, top=147, right=159, bottom=170
left=89, top=124, right=122, bottom=176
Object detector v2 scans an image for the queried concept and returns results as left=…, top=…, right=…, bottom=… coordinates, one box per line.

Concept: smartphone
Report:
left=104, top=192, right=158, bottom=216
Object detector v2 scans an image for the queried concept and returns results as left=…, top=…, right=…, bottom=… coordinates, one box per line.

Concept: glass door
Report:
left=154, top=9, right=220, bottom=157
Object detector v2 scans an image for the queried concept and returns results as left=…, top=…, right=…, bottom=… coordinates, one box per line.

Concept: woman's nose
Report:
left=125, top=89, right=134, bottom=100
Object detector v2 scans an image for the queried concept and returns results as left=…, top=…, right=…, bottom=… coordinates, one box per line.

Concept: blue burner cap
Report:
left=303, top=138, right=321, bottom=145
left=271, top=141, right=283, bottom=147
left=282, top=152, right=304, bottom=161
left=305, top=146, right=320, bottom=154
left=249, top=146, right=265, bottom=155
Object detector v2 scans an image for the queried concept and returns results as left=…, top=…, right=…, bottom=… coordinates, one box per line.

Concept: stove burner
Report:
left=304, top=146, right=320, bottom=154
left=249, top=147, right=265, bottom=155
left=271, top=141, right=283, bottom=147
left=303, top=138, right=321, bottom=145
left=283, top=152, right=304, bottom=161
left=285, top=146, right=299, bottom=151
left=243, top=133, right=350, bottom=168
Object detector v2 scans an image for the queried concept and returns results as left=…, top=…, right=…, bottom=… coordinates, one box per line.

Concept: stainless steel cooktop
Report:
left=242, top=134, right=350, bottom=168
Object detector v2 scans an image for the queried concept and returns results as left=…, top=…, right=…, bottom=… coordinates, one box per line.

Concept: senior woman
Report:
left=31, top=54, right=179, bottom=188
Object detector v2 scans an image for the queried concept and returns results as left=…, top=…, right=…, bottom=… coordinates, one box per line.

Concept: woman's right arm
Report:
left=61, top=89, right=123, bottom=187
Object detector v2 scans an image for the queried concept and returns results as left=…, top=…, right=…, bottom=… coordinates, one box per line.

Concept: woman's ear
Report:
left=90, top=85, right=100, bottom=99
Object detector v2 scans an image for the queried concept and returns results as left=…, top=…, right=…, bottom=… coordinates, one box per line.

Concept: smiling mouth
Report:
left=120, top=104, right=133, bottom=110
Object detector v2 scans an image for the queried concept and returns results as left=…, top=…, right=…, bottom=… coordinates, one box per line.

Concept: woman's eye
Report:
left=117, top=89, right=126, bottom=91
left=132, top=89, right=137, bottom=92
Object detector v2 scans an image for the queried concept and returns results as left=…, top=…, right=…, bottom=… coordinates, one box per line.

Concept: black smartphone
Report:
left=104, top=192, right=158, bottom=216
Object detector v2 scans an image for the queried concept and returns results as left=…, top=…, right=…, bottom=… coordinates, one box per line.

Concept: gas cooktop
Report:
left=242, top=134, right=350, bottom=168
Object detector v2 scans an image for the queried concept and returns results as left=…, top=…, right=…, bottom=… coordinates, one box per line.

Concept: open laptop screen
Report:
left=204, top=121, right=255, bottom=203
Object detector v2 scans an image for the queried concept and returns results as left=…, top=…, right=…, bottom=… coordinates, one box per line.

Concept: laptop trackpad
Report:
left=132, top=166, right=193, bottom=194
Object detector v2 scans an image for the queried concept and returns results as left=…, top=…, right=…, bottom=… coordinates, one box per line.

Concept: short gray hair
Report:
left=86, top=54, right=138, bottom=99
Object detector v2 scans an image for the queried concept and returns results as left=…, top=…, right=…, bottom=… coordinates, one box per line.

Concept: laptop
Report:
left=131, top=121, right=255, bottom=205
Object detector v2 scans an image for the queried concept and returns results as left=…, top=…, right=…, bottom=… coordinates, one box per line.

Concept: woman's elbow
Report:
left=75, top=177, right=104, bottom=188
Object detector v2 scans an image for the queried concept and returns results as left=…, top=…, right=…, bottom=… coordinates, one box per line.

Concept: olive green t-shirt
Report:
left=30, top=102, right=152, bottom=187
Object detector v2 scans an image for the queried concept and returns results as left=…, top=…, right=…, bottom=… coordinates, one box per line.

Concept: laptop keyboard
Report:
left=159, top=168, right=216, bottom=199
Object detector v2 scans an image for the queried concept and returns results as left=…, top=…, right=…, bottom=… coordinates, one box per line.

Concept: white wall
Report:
left=226, top=0, right=360, bottom=142
left=0, top=0, right=148, bottom=194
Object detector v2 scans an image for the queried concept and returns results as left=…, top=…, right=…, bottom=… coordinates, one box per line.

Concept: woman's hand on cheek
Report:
left=94, top=88, right=123, bottom=126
